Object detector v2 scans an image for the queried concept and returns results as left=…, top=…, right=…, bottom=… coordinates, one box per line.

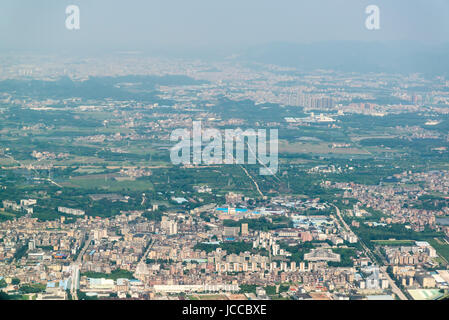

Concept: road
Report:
left=332, top=205, right=408, bottom=300
left=4, top=154, right=63, bottom=187
left=76, top=233, right=93, bottom=264
left=379, top=266, right=408, bottom=300
left=239, top=164, right=264, bottom=198
left=139, top=238, right=155, bottom=264
left=71, top=233, right=93, bottom=300
left=224, top=148, right=264, bottom=198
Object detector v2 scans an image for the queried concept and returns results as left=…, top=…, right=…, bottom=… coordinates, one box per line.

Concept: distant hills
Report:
left=0, top=75, right=205, bottom=102
left=238, top=41, right=449, bottom=76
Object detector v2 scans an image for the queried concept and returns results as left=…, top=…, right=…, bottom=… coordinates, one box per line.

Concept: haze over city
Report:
left=0, top=0, right=449, bottom=308
left=1, top=0, right=448, bottom=53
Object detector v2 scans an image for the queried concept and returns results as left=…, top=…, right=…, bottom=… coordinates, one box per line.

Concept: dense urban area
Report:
left=1, top=54, right=449, bottom=300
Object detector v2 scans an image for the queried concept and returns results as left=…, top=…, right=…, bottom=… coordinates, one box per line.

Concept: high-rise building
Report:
left=28, top=239, right=36, bottom=251
left=241, top=223, right=249, bottom=236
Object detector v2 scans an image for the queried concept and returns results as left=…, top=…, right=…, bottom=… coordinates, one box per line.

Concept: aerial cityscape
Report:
left=0, top=1, right=449, bottom=306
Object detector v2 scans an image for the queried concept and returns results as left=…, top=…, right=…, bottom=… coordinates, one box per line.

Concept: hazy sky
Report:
left=0, top=0, right=448, bottom=53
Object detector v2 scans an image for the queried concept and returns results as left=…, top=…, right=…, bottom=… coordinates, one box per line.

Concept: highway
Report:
left=139, top=238, right=155, bottom=264
left=76, top=233, right=93, bottom=264
left=71, top=233, right=93, bottom=300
